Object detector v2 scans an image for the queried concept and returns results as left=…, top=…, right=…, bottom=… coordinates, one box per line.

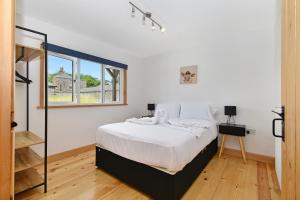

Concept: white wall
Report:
left=142, top=15, right=281, bottom=157
left=15, top=15, right=145, bottom=155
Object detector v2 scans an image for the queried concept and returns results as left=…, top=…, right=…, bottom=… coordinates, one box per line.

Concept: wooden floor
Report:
left=16, top=150, right=281, bottom=200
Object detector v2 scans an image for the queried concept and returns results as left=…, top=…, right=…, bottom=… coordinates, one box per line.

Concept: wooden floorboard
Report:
left=257, top=162, right=272, bottom=200
left=15, top=150, right=281, bottom=200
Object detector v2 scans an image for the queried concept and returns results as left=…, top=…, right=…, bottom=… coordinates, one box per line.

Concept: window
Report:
left=48, top=54, right=75, bottom=104
left=79, top=60, right=102, bottom=104
left=44, top=52, right=127, bottom=107
left=104, top=66, right=122, bottom=103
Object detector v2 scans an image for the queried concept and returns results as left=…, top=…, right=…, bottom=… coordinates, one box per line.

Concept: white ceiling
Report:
left=16, top=0, right=277, bottom=58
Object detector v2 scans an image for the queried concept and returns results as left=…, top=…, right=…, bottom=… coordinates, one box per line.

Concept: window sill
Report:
left=37, top=103, right=128, bottom=109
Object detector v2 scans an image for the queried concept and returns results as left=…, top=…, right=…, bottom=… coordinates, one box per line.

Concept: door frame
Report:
left=0, top=0, right=15, bottom=199
left=281, top=0, right=299, bottom=199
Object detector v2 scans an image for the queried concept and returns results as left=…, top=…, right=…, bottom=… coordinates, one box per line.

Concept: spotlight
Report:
left=160, top=27, right=165, bottom=33
left=143, top=14, right=146, bottom=25
left=131, top=7, right=135, bottom=18
left=151, top=21, right=155, bottom=31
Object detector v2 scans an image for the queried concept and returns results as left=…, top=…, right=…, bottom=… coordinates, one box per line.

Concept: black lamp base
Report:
left=226, top=116, right=235, bottom=124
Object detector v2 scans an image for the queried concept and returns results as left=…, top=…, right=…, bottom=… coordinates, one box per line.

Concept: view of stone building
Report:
left=48, top=67, right=120, bottom=102
left=50, top=67, right=87, bottom=93
left=52, top=67, right=73, bottom=92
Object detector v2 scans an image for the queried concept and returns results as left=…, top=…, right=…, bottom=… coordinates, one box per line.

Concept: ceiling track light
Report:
left=129, top=2, right=165, bottom=33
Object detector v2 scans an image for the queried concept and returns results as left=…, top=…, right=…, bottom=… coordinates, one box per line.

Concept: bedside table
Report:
left=218, top=123, right=247, bottom=163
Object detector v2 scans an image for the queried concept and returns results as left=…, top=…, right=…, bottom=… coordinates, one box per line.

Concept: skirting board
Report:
left=48, top=144, right=95, bottom=163
left=220, top=147, right=275, bottom=165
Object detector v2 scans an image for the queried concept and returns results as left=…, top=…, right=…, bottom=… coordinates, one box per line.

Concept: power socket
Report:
left=246, top=129, right=256, bottom=135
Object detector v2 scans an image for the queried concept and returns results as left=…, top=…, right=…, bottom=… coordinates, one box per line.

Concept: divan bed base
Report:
left=96, top=138, right=218, bottom=200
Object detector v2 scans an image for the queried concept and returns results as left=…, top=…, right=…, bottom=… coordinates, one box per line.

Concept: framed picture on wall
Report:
left=180, top=65, right=197, bottom=84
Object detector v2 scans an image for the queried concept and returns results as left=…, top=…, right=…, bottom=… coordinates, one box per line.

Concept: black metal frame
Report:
left=15, top=26, right=48, bottom=194
left=96, top=138, right=218, bottom=200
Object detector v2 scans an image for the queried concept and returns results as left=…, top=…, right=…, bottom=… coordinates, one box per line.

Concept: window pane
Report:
left=48, top=55, right=73, bottom=104
left=80, top=60, right=102, bottom=104
left=104, top=66, right=120, bottom=103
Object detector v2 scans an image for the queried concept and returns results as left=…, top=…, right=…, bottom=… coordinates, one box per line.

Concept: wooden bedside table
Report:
left=218, top=123, right=247, bottom=163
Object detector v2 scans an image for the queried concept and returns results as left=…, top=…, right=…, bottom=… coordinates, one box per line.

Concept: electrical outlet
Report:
left=246, top=129, right=256, bottom=135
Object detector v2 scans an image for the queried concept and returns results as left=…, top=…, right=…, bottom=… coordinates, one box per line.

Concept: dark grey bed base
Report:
left=96, top=138, right=218, bottom=200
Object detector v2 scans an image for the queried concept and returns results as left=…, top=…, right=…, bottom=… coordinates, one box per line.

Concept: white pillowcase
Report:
left=155, top=109, right=168, bottom=124
left=180, top=103, right=214, bottom=121
left=155, top=103, right=181, bottom=119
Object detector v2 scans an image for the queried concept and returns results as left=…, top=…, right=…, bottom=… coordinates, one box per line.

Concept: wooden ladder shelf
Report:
left=14, top=39, right=48, bottom=195
left=14, top=27, right=48, bottom=196
left=14, top=131, right=44, bottom=194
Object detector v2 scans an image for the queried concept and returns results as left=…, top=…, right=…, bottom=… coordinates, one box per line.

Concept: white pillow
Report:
left=154, top=109, right=167, bottom=124
left=180, top=103, right=214, bottom=121
left=155, top=103, right=181, bottom=119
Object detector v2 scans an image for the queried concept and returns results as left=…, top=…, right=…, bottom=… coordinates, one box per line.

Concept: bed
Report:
left=95, top=103, right=218, bottom=200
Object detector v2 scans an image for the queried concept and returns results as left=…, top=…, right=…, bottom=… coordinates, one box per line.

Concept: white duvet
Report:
left=96, top=121, right=217, bottom=173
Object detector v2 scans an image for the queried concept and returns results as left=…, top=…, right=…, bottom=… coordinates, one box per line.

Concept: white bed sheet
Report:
left=96, top=122, right=217, bottom=173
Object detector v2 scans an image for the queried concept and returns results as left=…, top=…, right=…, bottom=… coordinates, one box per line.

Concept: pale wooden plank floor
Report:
left=16, top=150, right=281, bottom=200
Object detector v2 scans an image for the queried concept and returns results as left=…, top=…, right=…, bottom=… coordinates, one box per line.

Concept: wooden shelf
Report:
left=15, top=147, right=43, bottom=173
left=15, top=168, right=44, bottom=194
left=15, top=131, right=44, bottom=149
left=16, top=44, right=43, bottom=62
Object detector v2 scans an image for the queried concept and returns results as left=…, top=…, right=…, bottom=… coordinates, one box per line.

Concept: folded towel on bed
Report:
left=126, top=109, right=168, bottom=125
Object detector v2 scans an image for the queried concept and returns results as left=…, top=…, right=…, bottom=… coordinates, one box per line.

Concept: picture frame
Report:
left=180, top=65, right=197, bottom=84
